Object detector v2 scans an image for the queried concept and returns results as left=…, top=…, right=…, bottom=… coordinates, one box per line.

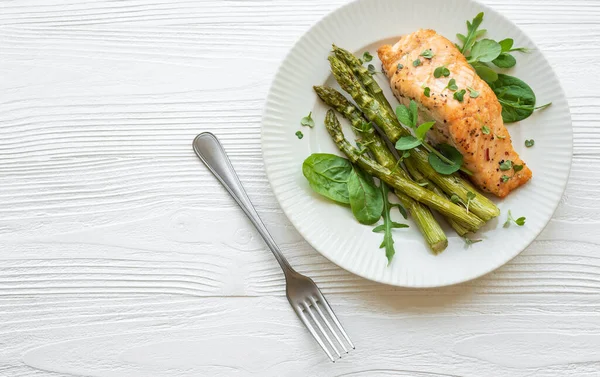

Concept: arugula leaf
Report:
left=459, top=12, right=485, bottom=54
left=300, top=111, right=314, bottom=127
left=395, top=136, right=422, bottom=150
left=420, top=49, right=434, bottom=59
left=525, top=139, right=535, bottom=147
left=468, top=39, right=502, bottom=63
left=428, top=144, right=464, bottom=174
left=295, top=131, right=303, bottom=139
left=362, top=51, right=373, bottom=62
left=424, top=87, right=431, bottom=97
left=454, top=89, right=466, bottom=102
left=302, top=154, right=353, bottom=204
left=446, top=78, right=458, bottom=91
left=492, top=53, right=517, bottom=68
left=396, top=104, right=413, bottom=127
left=347, top=167, right=384, bottom=225
left=372, top=183, right=409, bottom=264
left=415, top=121, right=436, bottom=140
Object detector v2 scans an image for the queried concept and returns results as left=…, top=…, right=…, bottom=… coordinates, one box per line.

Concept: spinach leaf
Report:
left=347, top=167, right=384, bottom=225
left=489, top=74, right=537, bottom=122
left=302, top=154, right=353, bottom=204
left=428, top=144, right=464, bottom=174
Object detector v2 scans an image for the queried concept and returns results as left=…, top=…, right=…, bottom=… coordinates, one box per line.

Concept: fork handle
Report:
left=193, top=132, right=295, bottom=275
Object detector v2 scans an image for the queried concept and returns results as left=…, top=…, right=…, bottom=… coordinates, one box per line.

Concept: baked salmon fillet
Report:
left=378, top=29, right=531, bottom=198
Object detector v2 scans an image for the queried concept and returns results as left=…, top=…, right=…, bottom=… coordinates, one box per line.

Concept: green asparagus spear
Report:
left=314, top=85, right=448, bottom=253
left=328, top=54, right=500, bottom=221
left=325, top=109, right=484, bottom=232
left=404, top=158, right=470, bottom=236
left=332, top=45, right=395, bottom=117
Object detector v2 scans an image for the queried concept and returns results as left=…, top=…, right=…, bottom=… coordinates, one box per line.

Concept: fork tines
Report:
left=293, top=294, right=354, bottom=362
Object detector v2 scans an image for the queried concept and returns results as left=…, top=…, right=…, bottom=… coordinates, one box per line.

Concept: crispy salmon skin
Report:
left=378, top=29, right=531, bottom=197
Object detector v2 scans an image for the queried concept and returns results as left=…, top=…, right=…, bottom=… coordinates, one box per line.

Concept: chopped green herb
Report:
left=413, top=59, right=422, bottom=67
left=434, top=66, right=451, bottom=78
left=513, top=164, right=524, bottom=172
left=504, top=210, right=526, bottom=227
left=450, top=194, right=461, bottom=204
left=501, top=175, right=510, bottom=183
left=466, top=191, right=476, bottom=213
left=446, top=78, right=458, bottom=91
left=467, top=87, right=480, bottom=98
left=454, top=89, right=466, bottom=101
left=525, top=139, right=535, bottom=148
left=481, top=125, right=490, bottom=135
left=295, top=131, right=304, bottom=139
left=424, top=87, right=431, bottom=97
left=300, top=112, right=314, bottom=128
left=397, top=63, right=404, bottom=70
left=463, top=237, right=482, bottom=246
left=499, top=160, right=513, bottom=171
left=495, top=134, right=506, bottom=140
left=368, top=64, right=377, bottom=74
left=420, top=49, right=434, bottom=59
left=362, top=51, right=373, bottom=62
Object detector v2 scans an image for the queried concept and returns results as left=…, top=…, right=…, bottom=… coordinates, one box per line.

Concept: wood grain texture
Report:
left=0, top=0, right=599, bottom=376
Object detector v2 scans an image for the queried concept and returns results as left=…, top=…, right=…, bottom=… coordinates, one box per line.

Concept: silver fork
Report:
left=193, top=132, right=354, bottom=362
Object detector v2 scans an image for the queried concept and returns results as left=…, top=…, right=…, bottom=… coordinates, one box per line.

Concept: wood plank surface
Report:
left=1, top=0, right=599, bottom=376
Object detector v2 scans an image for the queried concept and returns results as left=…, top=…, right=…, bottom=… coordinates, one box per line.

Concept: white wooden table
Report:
left=1, top=1, right=598, bottom=376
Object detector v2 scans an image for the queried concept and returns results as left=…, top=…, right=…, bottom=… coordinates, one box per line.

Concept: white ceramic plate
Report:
left=261, top=0, right=572, bottom=287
